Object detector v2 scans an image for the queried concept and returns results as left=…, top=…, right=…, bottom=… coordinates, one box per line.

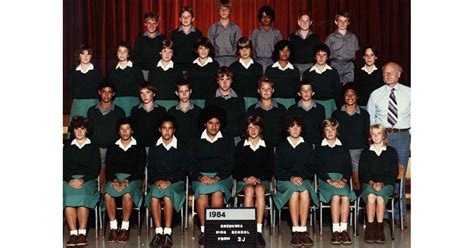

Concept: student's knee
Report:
left=255, top=185, right=266, bottom=197
left=212, top=191, right=223, bottom=198
left=122, top=193, right=132, bottom=201
left=376, top=196, right=385, bottom=205
left=367, top=194, right=376, bottom=204
left=341, top=196, right=350, bottom=203
left=332, top=195, right=341, bottom=201
left=243, top=185, right=255, bottom=196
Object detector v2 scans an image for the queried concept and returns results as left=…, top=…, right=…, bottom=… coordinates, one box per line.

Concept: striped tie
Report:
left=388, top=88, right=398, bottom=126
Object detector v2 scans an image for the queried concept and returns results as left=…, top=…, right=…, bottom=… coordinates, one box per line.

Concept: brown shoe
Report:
left=66, top=234, right=77, bottom=247
left=299, top=232, right=313, bottom=246
left=108, top=229, right=118, bottom=242
left=331, top=231, right=341, bottom=245
left=117, top=229, right=130, bottom=243
left=198, top=233, right=205, bottom=246
left=162, top=234, right=173, bottom=247
left=340, top=230, right=352, bottom=245
left=75, top=234, right=88, bottom=246
left=290, top=232, right=302, bottom=247
left=364, top=222, right=375, bottom=243
left=375, top=222, right=385, bottom=244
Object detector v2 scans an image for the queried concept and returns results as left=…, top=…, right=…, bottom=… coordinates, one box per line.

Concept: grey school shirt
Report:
left=251, top=26, right=282, bottom=58
left=208, top=21, right=241, bottom=58
left=324, top=31, right=359, bottom=61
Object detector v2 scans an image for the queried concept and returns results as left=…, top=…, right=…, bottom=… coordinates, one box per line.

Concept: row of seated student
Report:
left=64, top=108, right=398, bottom=247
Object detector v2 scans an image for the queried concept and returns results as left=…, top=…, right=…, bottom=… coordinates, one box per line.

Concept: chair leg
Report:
left=319, top=206, right=323, bottom=236
left=269, top=197, right=273, bottom=235
left=399, top=197, right=404, bottom=231
left=95, top=206, right=99, bottom=239
left=390, top=199, right=395, bottom=240
left=278, top=210, right=282, bottom=234
left=353, top=202, right=358, bottom=236
left=181, top=207, right=185, bottom=233
left=138, top=209, right=141, bottom=238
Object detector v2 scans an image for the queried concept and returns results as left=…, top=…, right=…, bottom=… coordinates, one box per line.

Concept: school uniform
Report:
left=133, top=32, right=166, bottom=79
left=167, top=103, right=202, bottom=146
left=230, top=59, right=263, bottom=109
left=107, top=61, right=144, bottom=116
left=187, top=58, right=219, bottom=108
left=288, top=100, right=326, bottom=146
left=205, top=89, right=246, bottom=139
left=247, top=101, right=287, bottom=148
left=63, top=138, right=101, bottom=209
left=208, top=21, right=241, bottom=66
left=288, top=30, right=320, bottom=78
left=265, top=62, right=300, bottom=109
left=302, top=64, right=341, bottom=118
left=104, top=137, right=146, bottom=206
left=190, top=130, right=235, bottom=203
left=273, top=137, right=319, bottom=210
left=315, top=139, right=356, bottom=203
left=68, top=64, right=103, bottom=118
left=359, top=145, right=399, bottom=204
left=353, top=65, right=384, bottom=107
left=325, top=30, right=359, bottom=85
left=148, top=60, right=183, bottom=110
left=130, top=103, right=166, bottom=148
left=146, top=136, right=188, bottom=212
left=234, top=138, right=274, bottom=193
left=170, top=26, right=202, bottom=73
left=251, top=26, right=282, bottom=70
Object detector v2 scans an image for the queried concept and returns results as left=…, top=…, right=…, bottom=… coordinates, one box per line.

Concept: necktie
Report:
left=388, top=88, right=398, bottom=126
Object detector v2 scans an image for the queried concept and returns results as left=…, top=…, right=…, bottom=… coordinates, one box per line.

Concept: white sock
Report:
left=200, top=226, right=205, bottom=233
left=257, top=224, right=263, bottom=233
left=340, top=222, right=348, bottom=231
left=110, top=219, right=118, bottom=230
left=164, top=227, right=172, bottom=235
left=300, top=226, right=307, bottom=232
left=292, top=226, right=298, bottom=232
left=70, top=230, right=78, bottom=236
left=121, top=220, right=130, bottom=230
left=155, top=227, right=163, bottom=234
left=332, top=223, right=340, bottom=233
left=78, top=229, right=87, bottom=235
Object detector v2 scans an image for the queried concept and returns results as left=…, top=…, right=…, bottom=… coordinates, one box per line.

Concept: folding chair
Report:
left=355, top=164, right=405, bottom=240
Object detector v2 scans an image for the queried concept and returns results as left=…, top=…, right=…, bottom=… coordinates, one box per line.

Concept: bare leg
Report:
left=122, top=193, right=134, bottom=221
left=65, top=207, right=78, bottom=231
left=197, top=195, right=209, bottom=226
left=99, top=168, right=106, bottom=192
left=210, top=191, right=224, bottom=207
left=375, top=196, right=386, bottom=223
left=163, top=197, right=174, bottom=228
left=255, top=184, right=266, bottom=225
left=104, top=193, right=116, bottom=221
left=340, top=196, right=350, bottom=223
left=243, top=185, right=255, bottom=207
left=150, top=197, right=162, bottom=228
left=299, top=190, right=310, bottom=227
left=288, top=192, right=300, bottom=227
left=366, top=194, right=376, bottom=223
left=331, top=195, right=341, bottom=224
left=352, top=172, right=361, bottom=190
left=77, top=207, right=90, bottom=230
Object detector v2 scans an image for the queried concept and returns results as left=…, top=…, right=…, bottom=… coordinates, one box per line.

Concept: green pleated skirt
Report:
left=154, top=100, right=179, bottom=111
left=104, top=180, right=143, bottom=207
left=145, top=181, right=186, bottom=212
left=243, top=97, right=258, bottom=111
left=315, top=99, right=337, bottom=118
left=360, top=183, right=394, bottom=204
left=273, top=98, right=295, bottom=110
left=318, top=172, right=356, bottom=203
left=236, top=180, right=271, bottom=194
left=114, top=96, right=140, bottom=117
left=63, top=180, right=100, bottom=209
left=273, top=179, right=319, bottom=210
left=192, top=173, right=233, bottom=204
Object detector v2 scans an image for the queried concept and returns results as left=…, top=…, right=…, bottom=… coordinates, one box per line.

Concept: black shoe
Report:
left=198, top=233, right=205, bottom=246
left=299, top=232, right=313, bottom=246
left=290, top=232, right=302, bottom=247
left=257, top=232, right=266, bottom=246
left=75, top=234, right=88, bottom=246
left=331, top=231, right=342, bottom=245
left=149, top=233, right=163, bottom=247
left=340, top=230, right=352, bottom=245
left=66, top=234, right=77, bottom=247
left=162, top=234, right=173, bottom=247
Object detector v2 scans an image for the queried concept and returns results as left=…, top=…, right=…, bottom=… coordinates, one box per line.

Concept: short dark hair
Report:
left=257, top=75, right=273, bottom=88
left=283, top=115, right=304, bottom=135
left=245, top=115, right=264, bottom=139
left=236, top=37, right=252, bottom=56
left=74, top=44, right=94, bottom=63
left=97, top=80, right=116, bottom=92
left=362, top=44, right=379, bottom=57
left=258, top=5, right=275, bottom=21
left=216, top=66, right=233, bottom=80
left=70, top=116, right=91, bottom=136
left=159, top=115, right=178, bottom=130
left=313, top=43, right=331, bottom=59
left=194, top=37, right=215, bottom=58
left=335, top=10, right=350, bottom=20
left=342, top=84, right=358, bottom=96
left=180, top=6, right=194, bottom=18
left=299, top=10, right=312, bottom=20
left=116, top=41, right=132, bottom=60
left=272, top=40, right=293, bottom=62
left=176, top=80, right=192, bottom=91
left=116, top=117, right=133, bottom=132
left=161, top=39, right=174, bottom=51
left=144, top=11, right=159, bottom=22
left=199, top=105, right=227, bottom=130
left=298, top=81, right=314, bottom=91
left=138, top=82, right=157, bottom=96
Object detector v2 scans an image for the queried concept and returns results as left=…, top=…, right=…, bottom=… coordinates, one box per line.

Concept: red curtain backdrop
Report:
left=63, top=0, right=410, bottom=114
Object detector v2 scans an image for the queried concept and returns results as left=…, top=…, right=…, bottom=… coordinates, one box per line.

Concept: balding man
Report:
left=367, top=62, right=410, bottom=228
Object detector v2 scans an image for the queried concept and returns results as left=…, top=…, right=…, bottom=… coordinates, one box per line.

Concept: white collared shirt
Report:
left=369, top=144, right=387, bottom=156
left=157, top=60, right=174, bottom=71
left=115, top=137, right=137, bottom=151
left=116, top=60, right=133, bottom=70
left=200, top=130, right=223, bottom=143
left=321, top=138, right=342, bottom=148
left=287, top=136, right=304, bottom=149
left=239, top=58, right=254, bottom=69
left=271, top=61, right=294, bottom=71
left=367, top=83, right=411, bottom=129
left=244, top=138, right=266, bottom=152
left=309, top=64, right=332, bottom=74
left=193, top=57, right=213, bottom=67
left=71, top=138, right=91, bottom=149
left=361, top=65, right=378, bottom=75
left=156, top=136, right=178, bottom=151
left=75, top=63, right=94, bottom=74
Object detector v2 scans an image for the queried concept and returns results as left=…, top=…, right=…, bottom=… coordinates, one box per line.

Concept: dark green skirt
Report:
left=315, top=99, right=337, bottom=118
left=274, top=98, right=296, bottom=110
left=360, top=183, right=394, bottom=204
left=274, top=180, right=319, bottom=210
left=104, top=180, right=143, bottom=207
left=63, top=180, right=99, bottom=209
left=236, top=180, right=271, bottom=194
left=192, top=173, right=233, bottom=204
left=145, top=181, right=186, bottom=212
left=154, top=100, right=179, bottom=111
left=243, top=97, right=258, bottom=111
left=114, top=96, right=140, bottom=117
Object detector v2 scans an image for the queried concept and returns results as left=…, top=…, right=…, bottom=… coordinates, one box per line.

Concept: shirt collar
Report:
left=271, top=61, right=294, bottom=71
left=95, top=103, right=115, bottom=115
left=295, top=29, right=313, bottom=39
left=178, top=25, right=196, bottom=34
left=200, top=130, right=223, bottom=143
left=143, top=31, right=159, bottom=38
left=138, top=103, right=158, bottom=112
left=193, top=57, right=213, bottom=67
left=75, top=63, right=94, bottom=74
left=176, top=102, right=195, bottom=113
left=243, top=138, right=266, bottom=151
left=239, top=58, right=254, bottom=69
left=340, top=105, right=361, bottom=115
left=361, top=65, right=378, bottom=74
left=116, top=60, right=133, bottom=70
left=215, top=88, right=238, bottom=99
left=297, top=100, right=317, bottom=111
left=115, top=137, right=137, bottom=151
left=321, top=138, right=342, bottom=148
left=157, top=60, right=174, bottom=71
left=255, top=100, right=278, bottom=110
left=309, top=64, right=332, bottom=74
left=156, top=135, right=178, bottom=150
left=369, top=144, right=387, bottom=156
left=287, top=136, right=305, bottom=149
left=70, top=138, right=91, bottom=149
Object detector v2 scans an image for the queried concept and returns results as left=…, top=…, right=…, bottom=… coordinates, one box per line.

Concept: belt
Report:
left=386, top=128, right=409, bottom=133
